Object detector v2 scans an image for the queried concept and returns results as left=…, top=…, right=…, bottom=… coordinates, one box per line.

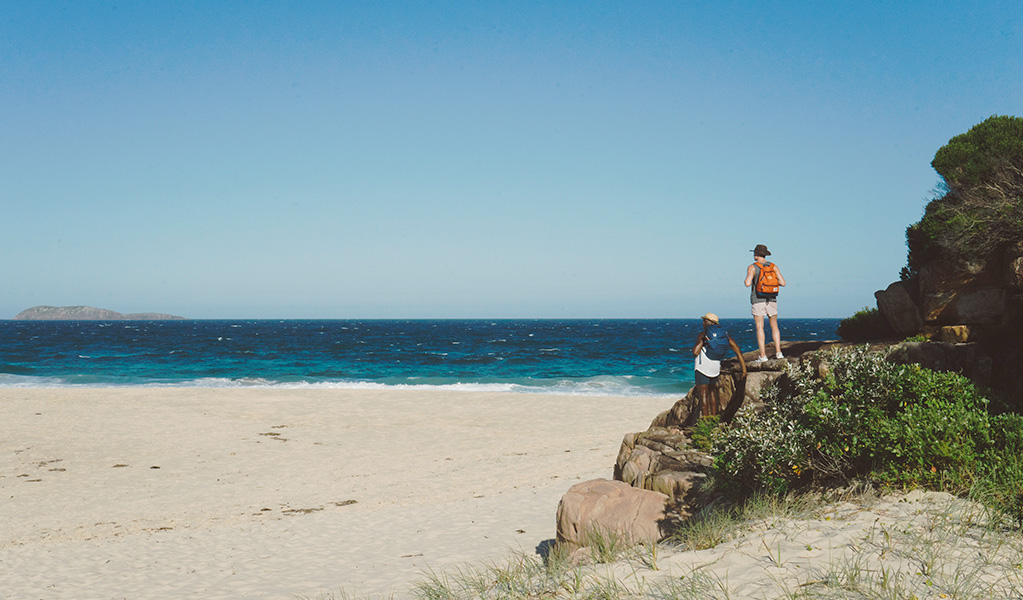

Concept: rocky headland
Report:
left=873, top=244, right=1023, bottom=402
left=557, top=333, right=1018, bottom=557
left=13, top=305, right=185, bottom=320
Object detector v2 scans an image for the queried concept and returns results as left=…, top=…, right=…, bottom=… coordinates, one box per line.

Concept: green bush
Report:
left=689, top=415, right=722, bottom=452
left=972, top=413, right=1023, bottom=525
left=837, top=307, right=893, bottom=341
left=713, top=347, right=992, bottom=496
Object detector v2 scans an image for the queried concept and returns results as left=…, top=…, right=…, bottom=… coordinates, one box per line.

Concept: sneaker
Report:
left=753, top=356, right=768, bottom=364
left=775, top=353, right=785, bottom=359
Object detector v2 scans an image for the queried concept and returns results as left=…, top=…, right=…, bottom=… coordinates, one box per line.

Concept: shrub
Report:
left=972, top=412, right=1023, bottom=525
left=689, top=415, right=722, bottom=452
left=713, top=347, right=993, bottom=497
left=837, top=307, right=893, bottom=341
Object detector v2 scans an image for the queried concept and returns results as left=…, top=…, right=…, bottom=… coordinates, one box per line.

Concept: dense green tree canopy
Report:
left=932, top=115, right=1023, bottom=189
left=905, top=115, right=1023, bottom=276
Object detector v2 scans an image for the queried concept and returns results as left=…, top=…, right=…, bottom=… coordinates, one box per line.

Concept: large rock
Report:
left=875, top=281, right=923, bottom=334
left=887, top=341, right=993, bottom=387
left=556, top=479, right=668, bottom=555
left=956, top=288, right=1007, bottom=323
left=742, top=370, right=783, bottom=404
left=600, top=341, right=845, bottom=536
left=662, top=376, right=739, bottom=426
left=918, top=261, right=1005, bottom=325
left=614, top=427, right=711, bottom=511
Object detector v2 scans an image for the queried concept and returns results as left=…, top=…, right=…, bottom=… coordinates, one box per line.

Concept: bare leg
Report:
left=769, top=314, right=782, bottom=357
left=693, top=384, right=707, bottom=420
left=754, top=314, right=767, bottom=358
left=697, top=383, right=715, bottom=417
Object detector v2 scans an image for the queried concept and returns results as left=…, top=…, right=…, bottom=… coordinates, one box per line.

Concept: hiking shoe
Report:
left=753, top=356, right=768, bottom=364
left=775, top=353, right=784, bottom=359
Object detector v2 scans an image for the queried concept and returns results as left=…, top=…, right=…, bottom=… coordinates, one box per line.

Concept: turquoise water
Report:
left=0, top=319, right=839, bottom=396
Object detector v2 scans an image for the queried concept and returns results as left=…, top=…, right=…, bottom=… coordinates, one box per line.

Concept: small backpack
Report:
left=755, top=262, right=780, bottom=298
left=703, top=324, right=732, bottom=360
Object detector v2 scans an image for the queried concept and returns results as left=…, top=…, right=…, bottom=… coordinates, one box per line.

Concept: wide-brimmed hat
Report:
left=701, top=312, right=719, bottom=324
left=751, top=244, right=771, bottom=256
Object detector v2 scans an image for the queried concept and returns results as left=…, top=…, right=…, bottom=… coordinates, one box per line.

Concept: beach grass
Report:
left=303, top=489, right=1023, bottom=600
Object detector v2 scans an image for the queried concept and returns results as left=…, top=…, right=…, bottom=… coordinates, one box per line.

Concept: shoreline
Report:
left=0, top=381, right=685, bottom=398
left=0, top=387, right=669, bottom=599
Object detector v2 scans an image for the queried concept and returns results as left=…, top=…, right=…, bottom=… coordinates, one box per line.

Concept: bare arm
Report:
left=776, top=266, right=787, bottom=287
left=744, top=263, right=755, bottom=287
left=692, top=334, right=706, bottom=357
left=728, top=336, right=747, bottom=376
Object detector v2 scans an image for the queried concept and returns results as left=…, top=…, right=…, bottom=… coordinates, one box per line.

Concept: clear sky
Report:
left=2, top=2, right=1021, bottom=319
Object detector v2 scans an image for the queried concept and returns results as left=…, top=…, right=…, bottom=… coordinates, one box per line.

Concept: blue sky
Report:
left=2, top=1, right=1021, bottom=319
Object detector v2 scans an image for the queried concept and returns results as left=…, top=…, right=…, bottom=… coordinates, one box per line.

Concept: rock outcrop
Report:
left=555, top=479, right=669, bottom=560
left=873, top=246, right=1023, bottom=403
left=13, top=306, right=185, bottom=320
left=611, top=341, right=834, bottom=524
left=874, top=281, right=923, bottom=335
left=560, top=336, right=1017, bottom=551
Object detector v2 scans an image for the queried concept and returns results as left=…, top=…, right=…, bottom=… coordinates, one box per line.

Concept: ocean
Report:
left=0, top=319, right=840, bottom=396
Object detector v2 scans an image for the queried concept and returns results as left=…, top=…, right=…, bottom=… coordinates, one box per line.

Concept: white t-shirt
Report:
left=695, top=348, right=721, bottom=378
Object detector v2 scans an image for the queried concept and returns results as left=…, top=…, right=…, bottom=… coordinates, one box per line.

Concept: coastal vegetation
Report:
left=311, top=486, right=1023, bottom=599
left=712, top=346, right=1023, bottom=524
left=904, top=114, right=1023, bottom=278
left=835, top=306, right=892, bottom=341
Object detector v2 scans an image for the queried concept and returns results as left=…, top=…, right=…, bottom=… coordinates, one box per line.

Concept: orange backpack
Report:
left=755, top=262, right=780, bottom=298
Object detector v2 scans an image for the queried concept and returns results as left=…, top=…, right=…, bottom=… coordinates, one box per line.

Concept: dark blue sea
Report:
left=0, top=319, right=839, bottom=396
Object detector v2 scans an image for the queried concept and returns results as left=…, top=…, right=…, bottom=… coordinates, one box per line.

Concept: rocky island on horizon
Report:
left=13, top=305, right=185, bottom=321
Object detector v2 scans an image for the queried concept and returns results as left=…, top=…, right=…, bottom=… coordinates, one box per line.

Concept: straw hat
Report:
left=701, top=312, right=719, bottom=324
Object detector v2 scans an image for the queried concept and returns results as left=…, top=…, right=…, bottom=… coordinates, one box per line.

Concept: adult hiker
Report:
left=744, top=243, right=787, bottom=362
left=692, top=312, right=746, bottom=418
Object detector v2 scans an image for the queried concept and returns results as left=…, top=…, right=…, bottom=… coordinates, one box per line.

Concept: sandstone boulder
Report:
left=939, top=325, right=973, bottom=344
left=887, top=341, right=993, bottom=387
left=918, top=260, right=1005, bottom=325
left=875, top=281, right=923, bottom=334
left=555, top=479, right=668, bottom=555
left=956, top=288, right=1007, bottom=323
left=742, top=370, right=783, bottom=404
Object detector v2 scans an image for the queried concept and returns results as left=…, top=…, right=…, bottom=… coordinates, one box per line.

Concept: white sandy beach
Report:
left=0, top=387, right=670, bottom=599
left=6, top=387, right=1023, bottom=600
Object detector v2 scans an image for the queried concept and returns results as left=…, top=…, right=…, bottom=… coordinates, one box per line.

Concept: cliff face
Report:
left=874, top=244, right=1023, bottom=403
left=13, top=306, right=185, bottom=320
left=877, top=244, right=1023, bottom=335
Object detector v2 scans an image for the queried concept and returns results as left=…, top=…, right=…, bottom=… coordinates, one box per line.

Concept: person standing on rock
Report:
left=692, top=313, right=746, bottom=418
left=745, top=244, right=787, bottom=362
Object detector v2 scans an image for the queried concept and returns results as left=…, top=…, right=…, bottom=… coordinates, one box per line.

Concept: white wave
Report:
left=0, top=373, right=681, bottom=397
left=0, top=374, right=72, bottom=387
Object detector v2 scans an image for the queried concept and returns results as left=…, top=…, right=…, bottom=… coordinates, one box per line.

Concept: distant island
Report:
left=13, top=306, right=185, bottom=320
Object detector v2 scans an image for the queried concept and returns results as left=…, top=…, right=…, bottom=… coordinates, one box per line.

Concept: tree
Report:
left=904, top=115, right=1023, bottom=278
